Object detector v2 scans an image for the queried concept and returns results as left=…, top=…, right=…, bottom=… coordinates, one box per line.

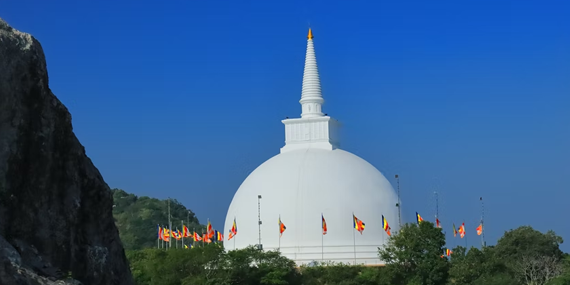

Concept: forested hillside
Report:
left=112, top=189, right=204, bottom=250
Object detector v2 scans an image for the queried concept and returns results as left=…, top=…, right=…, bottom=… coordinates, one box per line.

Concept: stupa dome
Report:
left=223, top=29, right=399, bottom=265
left=224, top=148, right=399, bottom=265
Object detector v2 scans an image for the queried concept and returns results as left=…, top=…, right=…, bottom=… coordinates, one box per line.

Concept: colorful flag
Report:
left=217, top=231, right=223, bottom=241
left=322, top=214, right=328, bottom=235
left=207, top=220, right=214, bottom=238
left=382, top=215, right=391, bottom=236
left=353, top=214, right=365, bottom=234
left=163, top=229, right=170, bottom=242
left=453, top=223, right=457, bottom=237
left=182, top=225, right=191, bottom=237
left=458, top=223, right=466, bottom=238
left=476, top=224, right=483, bottom=236
left=231, top=218, right=237, bottom=234
left=184, top=244, right=189, bottom=249
left=203, top=234, right=211, bottom=243
left=436, top=218, right=441, bottom=228
left=446, top=248, right=452, bottom=256
left=172, top=229, right=182, bottom=240
left=163, top=228, right=171, bottom=242
left=158, top=225, right=162, bottom=240
left=416, top=212, right=423, bottom=224
left=279, top=217, right=286, bottom=237
left=193, top=232, right=202, bottom=241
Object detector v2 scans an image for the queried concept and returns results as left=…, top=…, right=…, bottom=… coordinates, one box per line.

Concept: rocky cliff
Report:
left=0, top=18, right=133, bottom=285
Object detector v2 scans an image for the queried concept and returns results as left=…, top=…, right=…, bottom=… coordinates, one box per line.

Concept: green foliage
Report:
left=494, top=226, right=564, bottom=285
left=301, top=263, right=366, bottom=285
left=112, top=188, right=203, bottom=250
left=127, top=245, right=300, bottom=285
left=447, top=246, right=512, bottom=285
left=378, top=221, right=449, bottom=285
left=495, top=226, right=564, bottom=261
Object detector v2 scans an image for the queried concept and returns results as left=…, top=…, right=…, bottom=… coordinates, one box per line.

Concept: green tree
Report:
left=447, top=246, right=513, bottom=285
left=378, top=221, right=449, bottom=285
left=495, top=226, right=564, bottom=285
left=495, top=226, right=564, bottom=261
left=112, top=189, right=203, bottom=250
left=300, top=263, right=369, bottom=285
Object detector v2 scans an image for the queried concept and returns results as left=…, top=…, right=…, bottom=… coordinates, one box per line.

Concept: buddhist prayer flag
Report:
left=416, top=212, right=423, bottom=224
left=382, top=215, right=391, bottom=236
left=193, top=232, right=201, bottom=241
left=279, top=217, right=286, bottom=237
left=182, top=225, right=191, bottom=237
left=184, top=244, right=189, bottom=249
left=322, top=214, right=327, bottom=235
left=172, top=229, right=182, bottom=240
left=207, top=220, right=214, bottom=238
left=446, top=248, right=452, bottom=256
left=203, top=234, right=211, bottom=243
left=476, top=224, right=483, bottom=236
left=436, top=218, right=441, bottom=228
left=163, top=228, right=171, bottom=242
left=228, top=218, right=237, bottom=240
left=453, top=223, right=457, bottom=237
left=157, top=225, right=162, bottom=239
left=458, top=223, right=466, bottom=238
left=353, top=214, right=365, bottom=234
left=213, top=230, right=223, bottom=241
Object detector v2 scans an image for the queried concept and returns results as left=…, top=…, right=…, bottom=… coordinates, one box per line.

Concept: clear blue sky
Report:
left=3, top=0, right=569, bottom=251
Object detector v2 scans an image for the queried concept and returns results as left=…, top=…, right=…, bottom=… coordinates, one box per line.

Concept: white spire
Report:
left=280, top=28, right=340, bottom=153
left=300, top=28, right=324, bottom=118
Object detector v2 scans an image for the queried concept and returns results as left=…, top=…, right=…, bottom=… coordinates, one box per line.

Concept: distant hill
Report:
left=112, top=189, right=204, bottom=250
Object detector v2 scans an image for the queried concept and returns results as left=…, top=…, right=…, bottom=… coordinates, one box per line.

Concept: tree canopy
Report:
left=378, top=221, right=449, bottom=285
left=112, top=188, right=203, bottom=250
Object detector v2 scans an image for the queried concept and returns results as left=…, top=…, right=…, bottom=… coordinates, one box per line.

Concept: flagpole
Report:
left=395, top=174, right=402, bottom=230
left=157, top=225, right=160, bottom=249
left=181, top=220, right=184, bottom=249
left=435, top=191, right=439, bottom=222
left=321, top=213, right=324, bottom=261
left=480, top=197, right=485, bottom=248
left=186, top=211, right=190, bottom=248
left=352, top=212, right=356, bottom=265
left=168, top=198, right=172, bottom=249
left=278, top=215, right=281, bottom=251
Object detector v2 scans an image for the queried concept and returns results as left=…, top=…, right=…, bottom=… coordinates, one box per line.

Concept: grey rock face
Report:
left=0, top=18, right=133, bottom=285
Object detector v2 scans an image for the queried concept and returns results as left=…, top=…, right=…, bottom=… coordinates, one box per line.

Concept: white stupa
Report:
left=223, top=29, right=399, bottom=265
